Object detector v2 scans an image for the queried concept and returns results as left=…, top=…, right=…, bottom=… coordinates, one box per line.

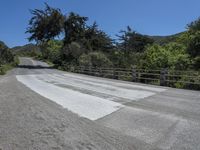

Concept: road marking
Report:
left=43, top=74, right=156, bottom=101
left=16, top=74, right=123, bottom=120
left=16, top=73, right=165, bottom=120
left=62, top=73, right=167, bottom=92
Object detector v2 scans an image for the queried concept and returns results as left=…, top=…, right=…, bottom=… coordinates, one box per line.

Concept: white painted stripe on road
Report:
left=62, top=73, right=167, bottom=92
left=16, top=75, right=123, bottom=120
left=43, top=74, right=156, bottom=101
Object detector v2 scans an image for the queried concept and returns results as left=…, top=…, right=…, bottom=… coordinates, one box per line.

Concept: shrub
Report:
left=141, top=43, right=191, bottom=70
left=78, top=52, right=113, bottom=68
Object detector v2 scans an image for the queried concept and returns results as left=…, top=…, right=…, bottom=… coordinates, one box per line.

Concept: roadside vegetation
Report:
left=0, top=41, right=18, bottom=75
left=13, top=3, right=200, bottom=89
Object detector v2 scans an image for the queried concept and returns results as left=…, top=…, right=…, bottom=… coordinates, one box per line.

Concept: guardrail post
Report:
left=132, top=67, right=136, bottom=82
left=160, top=68, right=167, bottom=86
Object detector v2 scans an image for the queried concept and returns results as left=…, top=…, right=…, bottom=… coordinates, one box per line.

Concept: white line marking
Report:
left=62, top=73, right=167, bottom=92
left=43, top=74, right=156, bottom=101
left=16, top=75, right=123, bottom=120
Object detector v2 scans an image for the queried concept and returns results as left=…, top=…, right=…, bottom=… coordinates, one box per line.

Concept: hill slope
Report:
left=148, top=32, right=185, bottom=45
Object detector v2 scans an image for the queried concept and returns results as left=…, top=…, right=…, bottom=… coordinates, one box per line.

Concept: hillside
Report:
left=148, top=32, right=185, bottom=45
left=11, top=43, right=40, bottom=53
left=11, top=43, right=41, bottom=56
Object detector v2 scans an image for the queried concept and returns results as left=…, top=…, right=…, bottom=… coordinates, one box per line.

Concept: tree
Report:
left=82, top=22, right=113, bottom=52
left=187, top=17, right=200, bottom=32
left=62, top=18, right=114, bottom=63
left=187, top=18, right=200, bottom=57
left=187, top=31, right=200, bottom=58
left=187, top=18, right=200, bottom=69
left=63, top=12, right=88, bottom=45
left=117, top=26, right=154, bottom=55
left=26, top=3, right=64, bottom=44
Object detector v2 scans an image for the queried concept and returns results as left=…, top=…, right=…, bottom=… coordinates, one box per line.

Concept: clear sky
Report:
left=0, top=0, right=200, bottom=47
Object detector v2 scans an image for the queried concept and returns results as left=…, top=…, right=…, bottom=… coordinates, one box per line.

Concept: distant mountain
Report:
left=11, top=43, right=41, bottom=54
left=148, top=32, right=185, bottom=45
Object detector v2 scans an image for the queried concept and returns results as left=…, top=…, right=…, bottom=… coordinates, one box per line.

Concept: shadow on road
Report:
left=17, top=65, right=54, bottom=69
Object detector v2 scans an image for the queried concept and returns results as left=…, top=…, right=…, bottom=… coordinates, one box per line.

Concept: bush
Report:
left=78, top=52, right=113, bottom=68
left=141, top=43, right=191, bottom=70
left=193, top=56, right=200, bottom=70
left=46, top=40, right=63, bottom=64
left=61, top=42, right=85, bottom=63
left=0, top=56, right=19, bottom=75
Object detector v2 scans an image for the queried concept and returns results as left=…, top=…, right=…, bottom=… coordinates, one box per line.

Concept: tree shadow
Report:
left=17, top=65, right=55, bottom=69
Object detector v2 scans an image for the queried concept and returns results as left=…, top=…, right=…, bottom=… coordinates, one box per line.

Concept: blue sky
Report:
left=0, top=0, right=200, bottom=47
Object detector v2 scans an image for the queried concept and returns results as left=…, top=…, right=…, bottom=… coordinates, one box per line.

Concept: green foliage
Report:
left=188, top=17, right=200, bottom=32
left=61, top=42, right=84, bottom=64
left=26, top=3, right=64, bottom=43
left=78, top=52, right=113, bottom=68
left=193, top=56, right=200, bottom=70
left=43, top=40, right=63, bottom=64
left=63, top=12, right=88, bottom=45
left=0, top=41, right=18, bottom=75
left=0, top=57, right=19, bottom=75
left=187, top=31, right=200, bottom=58
left=141, top=44, right=168, bottom=69
left=82, top=22, right=113, bottom=52
left=186, top=17, right=200, bottom=70
left=0, top=42, right=14, bottom=65
left=142, top=43, right=191, bottom=70
left=117, top=26, right=154, bottom=54
left=108, top=50, right=128, bottom=68
left=176, top=32, right=190, bottom=45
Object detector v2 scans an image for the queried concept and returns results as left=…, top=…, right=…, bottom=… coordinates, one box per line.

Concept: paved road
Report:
left=1, top=57, right=200, bottom=150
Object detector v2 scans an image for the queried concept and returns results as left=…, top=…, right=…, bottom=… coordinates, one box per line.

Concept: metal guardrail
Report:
left=65, top=66, right=200, bottom=90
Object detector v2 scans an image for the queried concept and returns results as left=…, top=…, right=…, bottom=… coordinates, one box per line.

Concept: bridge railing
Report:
left=64, top=65, right=200, bottom=90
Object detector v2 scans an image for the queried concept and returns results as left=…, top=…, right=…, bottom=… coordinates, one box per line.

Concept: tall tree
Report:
left=187, top=17, right=200, bottom=33
left=63, top=12, right=88, bottom=45
left=26, top=3, right=64, bottom=44
left=117, top=26, right=154, bottom=54
left=83, top=22, right=113, bottom=52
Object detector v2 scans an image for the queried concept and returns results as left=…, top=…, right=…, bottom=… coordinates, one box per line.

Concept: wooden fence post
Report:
left=99, top=67, right=102, bottom=77
left=160, top=68, right=167, bottom=86
left=113, top=68, right=118, bottom=79
left=88, top=65, right=92, bottom=75
left=79, top=66, right=83, bottom=73
left=132, top=67, right=136, bottom=82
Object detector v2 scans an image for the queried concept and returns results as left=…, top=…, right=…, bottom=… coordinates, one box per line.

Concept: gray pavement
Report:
left=1, top=57, right=200, bottom=150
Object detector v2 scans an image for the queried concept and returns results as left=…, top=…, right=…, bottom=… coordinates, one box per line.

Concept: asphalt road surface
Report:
left=1, top=57, right=200, bottom=150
